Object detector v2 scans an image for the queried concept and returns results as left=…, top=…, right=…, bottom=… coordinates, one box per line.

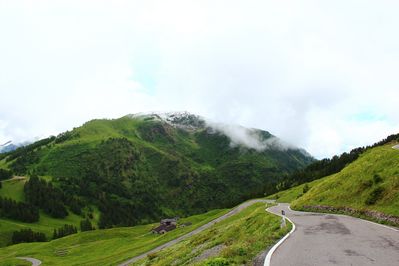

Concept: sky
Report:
left=0, top=0, right=399, bottom=159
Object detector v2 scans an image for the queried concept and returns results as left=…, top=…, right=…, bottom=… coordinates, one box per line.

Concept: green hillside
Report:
left=0, top=208, right=228, bottom=266
left=132, top=203, right=290, bottom=266
left=269, top=143, right=399, bottom=225
left=0, top=112, right=312, bottom=245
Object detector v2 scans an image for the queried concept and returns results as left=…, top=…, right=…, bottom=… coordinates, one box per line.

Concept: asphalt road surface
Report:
left=267, top=203, right=399, bottom=266
left=17, top=257, right=42, bottom=266
left=119, top=199, right=272, bottom=266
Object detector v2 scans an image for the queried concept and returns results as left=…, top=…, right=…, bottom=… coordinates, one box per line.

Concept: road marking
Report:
left=264, top=207, right=296, bottom=266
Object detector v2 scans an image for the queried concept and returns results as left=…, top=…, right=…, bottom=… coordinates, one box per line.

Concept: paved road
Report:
left=119, top=199, right=272, bottom=266
left=17, top=257, right=42, bottom=266
left=393, top=144, right=399, bottom=150
left=267, top=203, right=399, bottom=266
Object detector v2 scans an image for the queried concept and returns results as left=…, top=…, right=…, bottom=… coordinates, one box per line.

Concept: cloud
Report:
left=0, top=1, right=399, bottom=159
left=206, top=121, right=293, bottom=152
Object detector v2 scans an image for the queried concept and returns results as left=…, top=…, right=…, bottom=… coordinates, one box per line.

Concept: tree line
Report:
left=11, top=229, right=46, bottom=244
left=0, top=197, right=39, bottom=222
left=53, top=224, right=78, bottom=239
left=0, top=169, right=12, bottom=181
left=10, top=219, right=94, bottom=245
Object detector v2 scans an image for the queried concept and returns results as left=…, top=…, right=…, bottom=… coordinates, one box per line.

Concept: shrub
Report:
left=373, top=174, right=383, bottom=184
left=205, top=258, right=230, bottom=266
left=302, top=184, right=310, bottom=194
left=237, top=247, right=247, bottom=256
left=147, top=253, right=157, bottom=260
left=365, top=186, right=384, bottom=205
left=360, top=179, right=373, bottom=189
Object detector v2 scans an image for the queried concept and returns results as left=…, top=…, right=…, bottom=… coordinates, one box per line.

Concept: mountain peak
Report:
left=127, top=111, right=206, bottom=131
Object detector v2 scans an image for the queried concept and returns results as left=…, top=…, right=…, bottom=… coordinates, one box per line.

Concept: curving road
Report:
left=119, top=199, right=272, bottom=266
left=267, top=203, right=399, bottom=266
left=17, top=257, right=42, bottom=266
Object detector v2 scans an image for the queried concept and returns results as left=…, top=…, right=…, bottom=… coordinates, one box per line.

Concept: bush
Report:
left=302, top=184, right=310, bottom=194
left=147, top=253, right=157, bottom=260
left=360, top=179, right=373, bottom=189
left=373, top=174, right=383, bottom=184
left=205, top=258, right=230, bottom=266
left=365, top=186, right=384, bottom=205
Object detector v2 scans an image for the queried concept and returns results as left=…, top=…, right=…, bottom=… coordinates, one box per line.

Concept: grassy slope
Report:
left=133, top=203, right=291, bottom=266
left=292, top=143, right=399, bottom=216
left=266, top=178, right=325, bottom=203
left=0, top=178, right=26, bottom=201
left=0, top=208, right=228, bottom=266
left=268, top=143, right=399, bottom=217
left=0, top=177, right=83, bottom=247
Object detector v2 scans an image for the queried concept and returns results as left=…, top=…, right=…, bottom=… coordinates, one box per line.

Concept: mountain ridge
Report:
left=0, top=112, right=313, bottom=230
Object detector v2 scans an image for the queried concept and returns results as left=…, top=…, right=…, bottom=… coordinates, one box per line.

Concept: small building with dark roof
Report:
left=151, top=217, right=179, bottom=234
left=151, top=223, right=176, bottom=234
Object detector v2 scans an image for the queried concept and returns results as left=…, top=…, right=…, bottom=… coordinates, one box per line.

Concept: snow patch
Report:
left=128, top=111, right=297, bottom=152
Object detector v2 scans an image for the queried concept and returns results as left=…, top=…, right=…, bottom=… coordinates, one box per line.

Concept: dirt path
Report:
left=17, top=257, right=42, bottom=266
left=118, top=199, right=273, bottom=266
left=266, top=203, right=399, bottom=266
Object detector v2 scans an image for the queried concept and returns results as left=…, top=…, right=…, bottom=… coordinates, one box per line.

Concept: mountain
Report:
left=0, top=112, right=313, bottom=228
left=0, top=143, right=19, bottom=153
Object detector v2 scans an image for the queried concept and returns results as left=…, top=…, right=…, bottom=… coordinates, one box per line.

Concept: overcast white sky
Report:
left=1, top=0, right=399, bottom=158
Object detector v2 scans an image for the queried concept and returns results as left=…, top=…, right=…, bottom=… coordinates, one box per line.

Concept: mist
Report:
left=1, top=1, right=399, bottom=159
left=206, top=121, right=294, bottom=152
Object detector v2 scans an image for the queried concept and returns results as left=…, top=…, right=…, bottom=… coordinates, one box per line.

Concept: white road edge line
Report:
left=263, top=207, right=296, bottom=266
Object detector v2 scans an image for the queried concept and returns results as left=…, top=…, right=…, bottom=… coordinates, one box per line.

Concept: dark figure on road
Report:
left=281, top=210, right=285, bottom=216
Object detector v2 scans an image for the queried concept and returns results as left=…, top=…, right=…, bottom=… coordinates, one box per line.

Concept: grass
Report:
left=132, top=203, right=291, bottom=266
left=0, top=211, right=82, bottom=248
left=0, top=177, right=26, bottom=202
left=265, top=178, right=325, bottom=203
left=292, top=143, right=399, bottom=216
left=0, top=208, right=229, bottom=266
left=269, top=143, right=399, bottom=218
left=0, top=258, right=30, bottom=266
left=0, top=176, right=85, bottom=247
